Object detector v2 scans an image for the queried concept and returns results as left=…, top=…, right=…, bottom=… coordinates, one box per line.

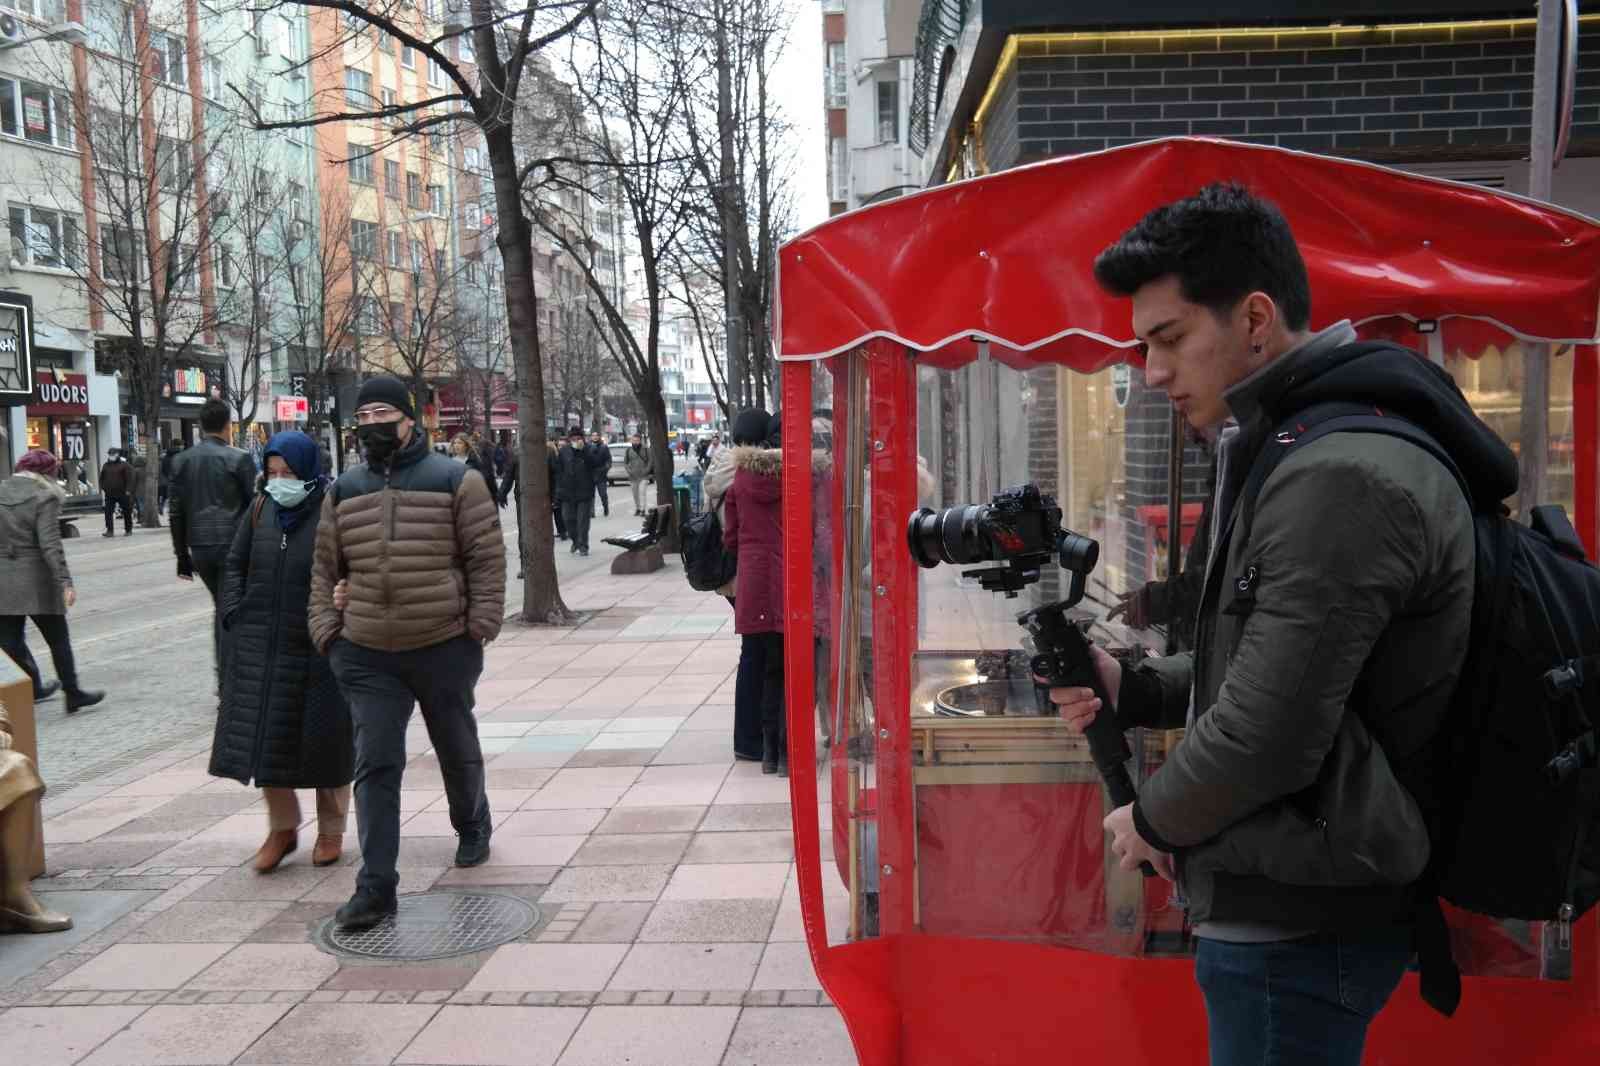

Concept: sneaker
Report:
left=578, top=548, right=589, bottom=557
left=335, top=889, right=397, bottom=930
left=454, top=828, right=492, bottom=868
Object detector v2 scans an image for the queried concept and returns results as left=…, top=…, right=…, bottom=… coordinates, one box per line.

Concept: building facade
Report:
left=891, top=0, right=1600, bottom=592
left=822, top=0, right=927, bottom=216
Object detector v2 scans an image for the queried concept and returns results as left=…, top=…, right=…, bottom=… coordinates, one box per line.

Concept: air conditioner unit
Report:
left=0, top=12, right=24, bottom=43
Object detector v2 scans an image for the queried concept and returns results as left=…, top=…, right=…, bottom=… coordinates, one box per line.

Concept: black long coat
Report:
left=209, top=488, right=353, bottom=788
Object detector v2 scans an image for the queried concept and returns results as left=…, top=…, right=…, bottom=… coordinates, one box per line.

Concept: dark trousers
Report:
left=329, top=634, right=488, bottom=897
left=595, top=479, right=609, bottom=516
left=0, top=614, right=79, bottom=694
left=561, top=498, right=593, bottom=552
left=194, top=558, right=225, bottom=696
left=757, top=631, right=786, bottom=756
left=553, top=499, right=566, bottom=539
left=733, top=628, right=765, bottom=759
left=1195, top=927, right=1413, bottom=1066
left=104, top=494, right=132, bottom=534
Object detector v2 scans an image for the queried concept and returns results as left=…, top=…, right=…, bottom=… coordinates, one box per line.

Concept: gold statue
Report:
left=0, top=699, right=71, bottom=934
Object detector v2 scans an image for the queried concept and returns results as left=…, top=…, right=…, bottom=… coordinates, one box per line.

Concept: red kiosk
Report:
left=772, top=138, right=1600, bottom=1065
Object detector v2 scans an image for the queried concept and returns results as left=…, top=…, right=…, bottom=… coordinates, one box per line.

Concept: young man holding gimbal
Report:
left=1046, top=184, right=1516, bottom=1065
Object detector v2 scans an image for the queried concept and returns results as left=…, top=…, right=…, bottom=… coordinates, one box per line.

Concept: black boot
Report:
left=335, top=889, right=397, bottom=931
left=454, top=825, right=492, bottom=867
left=65, top=689, right=105, bottom=714
left=762, top=727, right=779, bottom=775
left=34, top=681, right=60, bottom=702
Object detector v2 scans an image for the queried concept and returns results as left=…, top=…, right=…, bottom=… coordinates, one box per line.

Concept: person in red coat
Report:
left=722, top=409, right=786, bottom=775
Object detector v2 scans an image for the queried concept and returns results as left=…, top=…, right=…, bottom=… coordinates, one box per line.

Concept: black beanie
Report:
left=731, top=409, right=771, bottom=446
left=355, top=375, right=415, bottom=418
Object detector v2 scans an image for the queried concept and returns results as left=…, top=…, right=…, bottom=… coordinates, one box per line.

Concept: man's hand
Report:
left=64, top=586, right=76, bottom=610
left=333, top=579, right=350, bottom=612
left=1039, top=644, right=1122, bottom=732
left=1104, top=803, right=1175, bottom=880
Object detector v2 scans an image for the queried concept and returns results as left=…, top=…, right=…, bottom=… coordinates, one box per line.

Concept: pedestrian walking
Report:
left=589, top=432, right=612, bottom=517
left=1042, top=183, right=1514, bottom=1065
left=624, top=434, right=653, bottom=516
left=309, top=375, right=504, bottom=931
left=451, top=433, right=499, bottom=505
left=0, top=450, right=105, bottom=714
left=213, top=431, right=353, bottom=873
left=98, top=448, right=133, bottom=537
left=553, top=426, right=605, bottom=557
left=129, top=446, right=149, bottom=525
left=547, top=442, right=565, bottom=541
left=158, top=440, right=181, bottom=515
left=169, top=398, right=258, bottom=697
left=722, top=410, right=786, bottom=775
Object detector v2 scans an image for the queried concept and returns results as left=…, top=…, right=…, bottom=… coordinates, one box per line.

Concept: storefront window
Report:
left=1445, top=343, right=1577, bottom=518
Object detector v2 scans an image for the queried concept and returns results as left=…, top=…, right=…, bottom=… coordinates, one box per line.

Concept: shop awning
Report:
left=774, top=137, right=1600, bottom=371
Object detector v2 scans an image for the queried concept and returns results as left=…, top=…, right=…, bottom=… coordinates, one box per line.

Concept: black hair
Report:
left=199, top=397, right=231, bottom=433
left=1093, top=182, right=1311, bottom=332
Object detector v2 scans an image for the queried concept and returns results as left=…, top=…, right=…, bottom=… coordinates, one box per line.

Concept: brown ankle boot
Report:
left=252, top=830, right=297, bottom=873
left=312, top=834, right=343, bottom=867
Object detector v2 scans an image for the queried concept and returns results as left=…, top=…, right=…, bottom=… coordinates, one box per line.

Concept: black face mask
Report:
left=358, top=421, right=403, bottom=464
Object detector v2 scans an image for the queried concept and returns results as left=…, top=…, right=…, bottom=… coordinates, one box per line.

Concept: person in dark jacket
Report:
left=496, top=443, right=561, bottom=579
left=158, top=440, right=181, bottom=515
left=1047, top=183, right=1507, bottom=1065
left=0, top=450, right=104, bottom=714
left=589, top=431, right=612, bottom=516
left=98, top=448, right=133, bottom=537
left=451, top=434, right=499, bottom=505
left=309, top=375, right=504, bottom=931
left=213, top=431, right=353, bottom=873
left=723, top=410, right=786, bottom=775
left=553, top=426, right=605, bottom=556
left=170, top=399, right=258, bottom=696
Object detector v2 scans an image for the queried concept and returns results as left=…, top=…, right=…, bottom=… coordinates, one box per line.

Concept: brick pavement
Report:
left=0, top=563, right=856, bottom=1066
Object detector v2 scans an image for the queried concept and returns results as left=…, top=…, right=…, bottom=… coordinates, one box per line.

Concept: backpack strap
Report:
left=250, top=494, right=267, bottom=530
left=1234, top=402, right=1472, bottom=555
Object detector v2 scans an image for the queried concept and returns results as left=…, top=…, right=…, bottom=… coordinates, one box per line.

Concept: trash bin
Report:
left=671, top=476, right=692, bottom=542
left=685, top=468, right=704, bottom=513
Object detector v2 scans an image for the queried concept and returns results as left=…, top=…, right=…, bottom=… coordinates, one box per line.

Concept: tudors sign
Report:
left=29, top=370, right=90, bottom=415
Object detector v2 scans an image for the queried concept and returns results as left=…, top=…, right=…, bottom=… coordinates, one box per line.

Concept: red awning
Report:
left=775, top=137, right=1600, bottom=372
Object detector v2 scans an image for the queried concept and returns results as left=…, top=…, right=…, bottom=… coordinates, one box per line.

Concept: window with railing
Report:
left=829, top=135, right=847, bottom=203
left=877, top=78, right=899, bottom=144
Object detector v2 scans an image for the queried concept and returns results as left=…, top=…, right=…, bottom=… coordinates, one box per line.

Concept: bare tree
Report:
left=531, top=0, right=698, bottom=527
left=283, top=183, right=363, bottom=443
left=11, top=9, right=239, bottom=525
left=251, top=0, right=602, bottom=624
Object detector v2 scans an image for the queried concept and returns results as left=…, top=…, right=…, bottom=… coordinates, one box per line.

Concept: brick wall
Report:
left=1121, top=372, right=1214, bottom=583
left=981, top=21, right=1600, bottom=170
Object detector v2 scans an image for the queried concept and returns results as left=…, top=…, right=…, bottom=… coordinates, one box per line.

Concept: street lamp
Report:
left=0, top=19, right=88, bottom=51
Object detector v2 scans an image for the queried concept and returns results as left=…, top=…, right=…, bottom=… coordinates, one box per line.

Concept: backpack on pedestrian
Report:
left=1236, top=399, right=1600, bottom=1017
left=681, top=508, right=737, bottom=592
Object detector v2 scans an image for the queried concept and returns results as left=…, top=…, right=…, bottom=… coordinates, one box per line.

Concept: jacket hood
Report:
left=0, top=471, right=65, bottom=503
left=1253, top=340, right=1519, bottom=509
left=731, top=446, right=783, bottom=477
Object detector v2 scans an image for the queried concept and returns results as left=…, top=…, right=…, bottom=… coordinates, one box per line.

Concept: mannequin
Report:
left=0, top=700, right=71, bottom=933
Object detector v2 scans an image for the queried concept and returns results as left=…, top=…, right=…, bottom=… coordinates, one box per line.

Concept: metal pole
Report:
left=1520, top=0, right=1563, bottom=516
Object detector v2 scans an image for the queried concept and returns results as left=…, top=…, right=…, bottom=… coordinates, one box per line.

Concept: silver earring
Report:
left=1252, top=343, right=1263, bottom=354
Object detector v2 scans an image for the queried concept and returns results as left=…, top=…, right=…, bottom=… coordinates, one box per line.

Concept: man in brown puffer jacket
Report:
left=309, top=375, right=505, bottom=930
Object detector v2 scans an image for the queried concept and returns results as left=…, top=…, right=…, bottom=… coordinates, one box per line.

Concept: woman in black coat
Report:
left=211, top=431, right=353, bottom=873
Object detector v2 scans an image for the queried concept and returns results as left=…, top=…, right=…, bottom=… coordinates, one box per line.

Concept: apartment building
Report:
left=821, top=0, right=926, bottom=216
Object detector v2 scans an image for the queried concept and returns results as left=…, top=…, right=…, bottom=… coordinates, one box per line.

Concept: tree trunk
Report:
left=643, top=389, right=676, bottom=552
left=141, top=376, right=163, bottom=527
left=489, top=127, right=569, bottom=624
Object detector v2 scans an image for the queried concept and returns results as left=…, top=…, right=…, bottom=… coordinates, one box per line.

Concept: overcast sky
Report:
left=771, top=2, right=828, bottom=232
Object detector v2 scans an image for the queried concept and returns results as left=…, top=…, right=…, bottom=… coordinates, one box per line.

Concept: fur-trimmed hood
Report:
left=731, top=446, right=783, bottom=477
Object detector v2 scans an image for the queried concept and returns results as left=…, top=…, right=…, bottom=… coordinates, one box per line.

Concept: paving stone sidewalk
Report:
left=0, top=564, right=857, bottom=1066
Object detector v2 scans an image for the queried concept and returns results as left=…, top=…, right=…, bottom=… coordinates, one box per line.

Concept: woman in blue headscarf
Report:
left=210, top=431, right=354, bottom=873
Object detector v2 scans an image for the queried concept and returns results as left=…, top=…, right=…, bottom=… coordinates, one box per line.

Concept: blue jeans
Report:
left=1195, top=927, right=1412, bottom=1066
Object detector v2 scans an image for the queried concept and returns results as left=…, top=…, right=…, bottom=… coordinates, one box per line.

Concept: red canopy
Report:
left=774, top=137, right=1600, bottom=371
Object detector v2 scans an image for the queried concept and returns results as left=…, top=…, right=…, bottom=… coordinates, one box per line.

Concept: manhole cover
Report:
left=314, top=891, right=540, bottom=961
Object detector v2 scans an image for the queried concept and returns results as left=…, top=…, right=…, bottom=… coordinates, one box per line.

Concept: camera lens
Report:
left=906, top=505, right=988, bottom=567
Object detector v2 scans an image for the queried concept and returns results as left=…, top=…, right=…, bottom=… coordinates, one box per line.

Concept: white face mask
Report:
left=265, top=478, right=311, bottom=509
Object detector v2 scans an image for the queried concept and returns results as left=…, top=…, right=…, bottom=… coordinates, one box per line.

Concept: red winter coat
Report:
left=722, top=446, right=783, bottom=634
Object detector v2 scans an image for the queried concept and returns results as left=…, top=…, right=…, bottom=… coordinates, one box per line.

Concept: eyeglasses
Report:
left=355, top=405, right=402, bottom=424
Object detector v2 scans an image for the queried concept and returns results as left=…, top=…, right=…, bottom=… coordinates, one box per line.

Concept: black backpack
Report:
left=1237, top=402, right=1600, bottom=1016
left=682, top=509, right=737, bottom=592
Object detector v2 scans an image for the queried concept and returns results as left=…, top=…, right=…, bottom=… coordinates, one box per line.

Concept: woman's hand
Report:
left=64, top=586, right=77, bottom=610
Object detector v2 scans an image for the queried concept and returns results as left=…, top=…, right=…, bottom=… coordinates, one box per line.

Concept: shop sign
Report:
left=60, top=423, right=87, bottom=462
left=164, top=365, right=210, bottom=405
left=1111, top=364, right=1131, bottom=409
left=0, top=294, right=35, bottom=403
left=275, top=396, right=309, bottom=422
left=29, top=370, right=90, bottom=415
